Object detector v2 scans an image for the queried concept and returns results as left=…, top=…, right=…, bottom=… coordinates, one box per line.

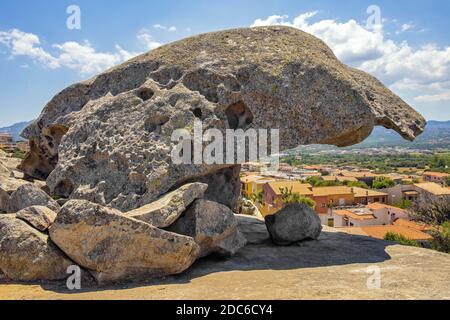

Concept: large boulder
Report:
left=49, top=200, right=200, bottom=283
left=19, top=26, right=425, bottom=212
left=8, top=184, right=60, bottom=213
left=127, top=182, right=208, bottom=228
left=265, top=203, right=322, bottom=245
left=168, top=199, right=247, bottom=257
left=0, top=214, right=73, bottom=281
left=16, top=206, right=57, bottom=231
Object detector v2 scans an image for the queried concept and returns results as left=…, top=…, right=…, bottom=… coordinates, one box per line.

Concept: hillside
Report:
left=0, top=121, right=32, bottom=141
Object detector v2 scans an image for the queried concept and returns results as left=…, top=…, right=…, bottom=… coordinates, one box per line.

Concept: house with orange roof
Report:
left=423, top=172, right=449, bottom=186
left=353, top=187, right=388, bottom=205
left=312, top=186, right=355, bottom=215
left=263, top=180, right=313, bottom=208
left=359, top=225, right=433, bottom=243
left=331, top=203, right=409, bottom=228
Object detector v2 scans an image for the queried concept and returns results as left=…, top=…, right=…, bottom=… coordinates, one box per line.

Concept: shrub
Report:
left=384, top=232, right=420, bottom=247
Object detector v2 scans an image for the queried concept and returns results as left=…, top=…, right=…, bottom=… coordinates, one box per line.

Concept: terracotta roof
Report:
left=360, top=225, right=432, bottom=241
left=240, top=175, right=264, bottom=184
left=414, top=182, right=450, bottom=196
left=333, top=209, right=376, bottom=221
left=423, top=172, right=449, bottom=178
left=267, top=180, right=313, bottom=196
left=312, top=186, right=353, bottom=197
left=366, top=203, right=405, bottom=211
left=322, top=176, right=358, bottom=182
left=393, top=218, right=432, bottom=232
left=352, top=187, right=388, bottom=198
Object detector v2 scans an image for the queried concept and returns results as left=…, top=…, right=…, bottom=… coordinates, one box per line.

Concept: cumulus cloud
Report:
left=415, top=92, right=450, bottom=103
left=0, top=28, right=161, bottom=75
left=250, top=12, right=450, bottom=104
left=137, top=29, right=163, bottom=50
left=153, top=24, right=177, bottom=32
left=397, top=23, right=414, bottom=34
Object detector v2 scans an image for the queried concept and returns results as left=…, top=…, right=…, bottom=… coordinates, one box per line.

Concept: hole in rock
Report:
left=192, top=108, right=203, bottom=119
left=225, top=101, right=254, bottom=130
left=54, top=179, right=74, bottom=198
left=145, top=115, right=170, bottom=133
left=137, top=88, right=155, bottom=101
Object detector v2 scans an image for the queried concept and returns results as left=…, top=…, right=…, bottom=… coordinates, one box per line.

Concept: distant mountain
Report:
left=0, top=121, right=32, bottom=141
left=354, top=120, right=450, bottom=149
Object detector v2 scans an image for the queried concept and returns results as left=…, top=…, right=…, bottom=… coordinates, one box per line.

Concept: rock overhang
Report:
left=18, top=26, right=426, bottom=211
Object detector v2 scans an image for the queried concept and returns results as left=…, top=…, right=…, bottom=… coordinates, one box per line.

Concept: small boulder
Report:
left=0, top=214, right=74, bottom=281
left=0, top=187, right=10, bottom=213
left=265, top=203, right=322, bottom=246
left=127, top=183, right=208, bottom=228
left=16, top=206, right=57, bottom=231
left=8, top=184, right=60, bottom=213
left=168, top=199, right=247, bottom=257
left=49, top=200, right=200, bottom=283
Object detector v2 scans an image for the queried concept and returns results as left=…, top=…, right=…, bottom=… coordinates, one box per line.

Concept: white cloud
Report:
left=415, top=92, right=450, bottom=103
left=250, top=12, right=450, bottom=104
left=153, top=24, right=177, bottom=32
left=0, top=28, right=59, bottom=68
left=396, top=23, right=414, bottom=34
left=0, top=28, right=163, bottom=75
left=137, top=29, right=163, bottom=50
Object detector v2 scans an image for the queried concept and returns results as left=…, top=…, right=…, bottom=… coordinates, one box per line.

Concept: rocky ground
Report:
left=1, top=215, right=449, bottom=300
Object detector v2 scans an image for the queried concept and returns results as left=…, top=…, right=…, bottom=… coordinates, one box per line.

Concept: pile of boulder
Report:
left=0, top=182, right=246, bottom=283
left=0, top=26, right=426, bottom=284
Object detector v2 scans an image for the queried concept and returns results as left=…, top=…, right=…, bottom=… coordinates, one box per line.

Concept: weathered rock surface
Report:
left=19, top=26, right=425, bottom=212
left=168, top=199, right=247, bottom=257
left=8, top=184, right=60, bottom=213
left=49, top=200, right=200, bottom=283
left=0, top=187, right=10, bottom=213
left=127, top=182, right=208, bottom=228
left=0, top=214, right=73, bottom=281
left=16, top=206, right=57, bottom=231
left=265, top=203, right=322, bottom=245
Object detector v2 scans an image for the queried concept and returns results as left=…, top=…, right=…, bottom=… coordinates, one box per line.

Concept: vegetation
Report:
left=251, top=192, right=263, bottom=205
left=282, top=151, right=450, bottom=174
left=430, top=221, right=450, bottom=254
left=372, top=177, right=395, bottom=189
left=384, top=232, right=420, bottom=247
left=11, top=149, right=26, bottom=160
left=393, top=199, right=413, bottom=209
left=411, top=196, right=450, bottom=254
left=304, top=176, right=369, bottom=189
left=279, top=187, right=316, bottom=209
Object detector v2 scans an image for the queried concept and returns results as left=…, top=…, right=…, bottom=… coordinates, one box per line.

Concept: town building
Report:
left=384, top=182, right=450, bottom=204
left=353, top=187, right=388, bottom=205
left=423, top=172, right=449, bottom=186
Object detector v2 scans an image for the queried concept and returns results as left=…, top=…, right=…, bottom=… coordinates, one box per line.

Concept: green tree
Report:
left=444, top=176, right=450, bottom=187
left=372, top=177, right=395, bottom=189
left=279, top=187, right=316, bottom=209
left=384, top=232, right=420, bottom=247
left=394, top=199, right=413, bottom=209
left=251, top=192, right=263, bottom=205
left=345, top=180, right=369, bottom=189
left=430, top=221, right=450, bottom=254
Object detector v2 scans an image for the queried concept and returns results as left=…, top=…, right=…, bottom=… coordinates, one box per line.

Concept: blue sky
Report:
left=1, top=0, right=450, bottom=127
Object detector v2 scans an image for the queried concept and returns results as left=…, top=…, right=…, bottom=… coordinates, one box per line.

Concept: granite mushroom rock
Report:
left=265, top=203, right=322, bottom=246
left=168, top=199, right=247, bottom=257
left=49, top=200, right=200, bottom=283
left=8, top=184, right=60, bottom=213
left=20, top=26, right=426, bottom=211
left=0, top=214, right=74, bottom=281
left=16, top=206, right=57, bottom=231
left=127, top=182, right=208, bottom=228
